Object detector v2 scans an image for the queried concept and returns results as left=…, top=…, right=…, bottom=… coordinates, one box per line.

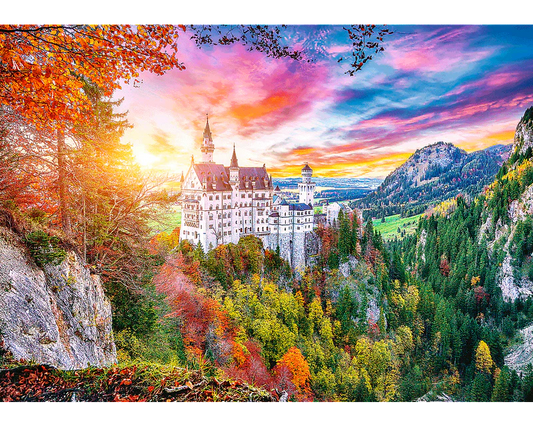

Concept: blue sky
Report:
left=116, top=25, right=533, bottom=178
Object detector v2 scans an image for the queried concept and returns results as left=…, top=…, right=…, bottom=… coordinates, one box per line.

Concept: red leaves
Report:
left=0, top=361, right=273, bottom=402
left=274, top=347, right=311, bottom=399
left=439, top=256, right=450, bottom=277
left=0, top=365, right=70, bottom=402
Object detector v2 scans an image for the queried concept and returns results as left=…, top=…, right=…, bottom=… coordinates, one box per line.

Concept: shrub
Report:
left=24, top=230, right=67, bottom=267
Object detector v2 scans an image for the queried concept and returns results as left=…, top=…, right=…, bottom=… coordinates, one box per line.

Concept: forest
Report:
left=2, top=24, right=533, bottom=403
left=85, top=135, right=533, bottom=401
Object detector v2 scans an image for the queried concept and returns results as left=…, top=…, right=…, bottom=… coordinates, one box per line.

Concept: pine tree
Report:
left=491, top=368, right=511, bottom=402
left=338, top=209, right=351, bottom=262
left=350, top=212, right=359, bottom=257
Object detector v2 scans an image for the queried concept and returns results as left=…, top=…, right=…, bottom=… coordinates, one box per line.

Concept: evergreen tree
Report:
left=491, top=368, right=511, bottom=402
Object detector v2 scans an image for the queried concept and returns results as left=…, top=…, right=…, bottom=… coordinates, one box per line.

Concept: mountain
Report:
left=355, top=141, right=511, bottom=218
left=510, top=106, right=533, bottom=157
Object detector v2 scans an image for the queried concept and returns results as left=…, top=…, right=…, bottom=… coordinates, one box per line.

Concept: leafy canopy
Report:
left=0, top=25, right=185, bottom=132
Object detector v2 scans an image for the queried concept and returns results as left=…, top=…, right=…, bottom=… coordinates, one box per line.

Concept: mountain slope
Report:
left=356, top=141, right=511, bottom=218
left=399, top=107, right=533, bottom=376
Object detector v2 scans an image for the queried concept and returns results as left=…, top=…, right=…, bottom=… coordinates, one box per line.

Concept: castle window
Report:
left=216, top=195, right=219, bottom=200
left=209, top=196, right=213, bottom=200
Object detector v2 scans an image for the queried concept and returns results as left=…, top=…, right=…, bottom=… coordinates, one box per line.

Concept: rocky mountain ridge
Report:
left=357, top=141, right=511, bottom=217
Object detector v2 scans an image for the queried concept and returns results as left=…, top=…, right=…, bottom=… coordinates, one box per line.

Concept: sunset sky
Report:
left=116, top=25, right=533, bottom=178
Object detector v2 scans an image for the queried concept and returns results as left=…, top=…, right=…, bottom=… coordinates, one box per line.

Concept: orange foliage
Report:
left=223, top=341, right=273, bottom=390
left=149, top=227, right=181, bottom=255
left=274, top=347, right=311, bottom=396
left=153, top=253, right=234, bottom=363
left=0, top=25, right=185, bottom=132
left=315, top=223, right=338, bottom=264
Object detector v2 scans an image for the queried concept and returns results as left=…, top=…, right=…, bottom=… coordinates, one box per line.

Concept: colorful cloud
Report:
left=116, top=25, right=533, bottom=178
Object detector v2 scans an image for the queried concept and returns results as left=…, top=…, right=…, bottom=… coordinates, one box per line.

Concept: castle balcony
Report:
left=184, top=220, right=200, bottom=228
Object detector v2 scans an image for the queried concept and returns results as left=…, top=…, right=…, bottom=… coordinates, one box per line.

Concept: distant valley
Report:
left=272, top=176, right=383, bottom=203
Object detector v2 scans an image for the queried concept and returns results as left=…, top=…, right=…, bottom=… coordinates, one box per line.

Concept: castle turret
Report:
left=200, top=114, right=215, bottom=162
left=229, top=144, right=239, bottom=184
left=298, top=163, right=315, bottom=206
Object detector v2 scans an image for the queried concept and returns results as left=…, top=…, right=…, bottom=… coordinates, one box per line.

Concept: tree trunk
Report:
left=57, top=129, right=71, bottom=236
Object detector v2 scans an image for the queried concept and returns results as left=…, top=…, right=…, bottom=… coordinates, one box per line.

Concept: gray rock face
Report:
left=505, top=324, right=533, bottom=374
left=513, top=116, right=533, bottom=156
left=0, top=227, right=116, bottom=369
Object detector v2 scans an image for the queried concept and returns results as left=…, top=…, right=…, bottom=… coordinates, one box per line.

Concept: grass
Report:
left=373, top=214, right=422, bottom=240
left=148, top=206, right=182, bottom=234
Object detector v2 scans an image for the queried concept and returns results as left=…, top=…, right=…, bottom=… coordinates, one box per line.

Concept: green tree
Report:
left=491, top=368, right=511, bottom=402
left=470, top=372, right=493, bottom=401
left=338, top=210, right=351, bottom=262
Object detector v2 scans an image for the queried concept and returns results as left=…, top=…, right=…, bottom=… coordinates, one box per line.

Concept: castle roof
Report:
left=289, top=203, right=313, bottom=211
left=302, top=163, right=312, bottom=172
left=278, top=200, right=312, bottom=210
left=191, top=163, right=272, bottom=191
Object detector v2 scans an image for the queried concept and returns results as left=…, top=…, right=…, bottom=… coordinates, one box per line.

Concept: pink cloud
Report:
left=447, top=69, right=526, bottom=97
left=130, top=36, right=331, bottom=141
left=385, top=27, right=493, bottom=73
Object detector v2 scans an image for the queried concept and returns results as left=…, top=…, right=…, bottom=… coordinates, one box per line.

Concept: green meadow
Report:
left=372, top=213, right=422, bottom=240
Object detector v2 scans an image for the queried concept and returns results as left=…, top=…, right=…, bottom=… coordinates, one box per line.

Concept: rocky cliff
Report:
left=0, top=226, right=116, bottom=369
left=513, top=107, right=533, bottom=155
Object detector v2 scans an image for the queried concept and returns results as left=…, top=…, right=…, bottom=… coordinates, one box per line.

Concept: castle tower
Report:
left=229, top=144, right=239, bottom=184
left=200, top=114, right=215, bottom=162
left=298, top=163, right=315, bottom=206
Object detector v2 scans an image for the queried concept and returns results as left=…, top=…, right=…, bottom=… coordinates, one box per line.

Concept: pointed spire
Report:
left=180, top=171, right=184, bottom=182
left=230, top=143, right=239, bottom=168
left=203, top=113, right=213, bottom=142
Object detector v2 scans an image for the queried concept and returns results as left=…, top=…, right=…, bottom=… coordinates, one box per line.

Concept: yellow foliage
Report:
left=471, top=276, right=481, bottom=287
left=475, top=340, right=494, bottom=374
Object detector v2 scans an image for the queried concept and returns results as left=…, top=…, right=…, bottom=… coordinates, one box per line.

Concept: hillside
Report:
left=356, top=141, right=511, bottom=218
left=390, top=107, right=533, bottom=400
left=0, top=220, right=116, bottom=370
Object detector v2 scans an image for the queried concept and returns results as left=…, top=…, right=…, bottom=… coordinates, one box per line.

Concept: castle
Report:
left=178, top=117, right=316, bottom=269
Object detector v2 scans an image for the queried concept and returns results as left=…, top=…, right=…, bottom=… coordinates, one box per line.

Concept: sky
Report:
left=116, top=25, right=533, bottom=179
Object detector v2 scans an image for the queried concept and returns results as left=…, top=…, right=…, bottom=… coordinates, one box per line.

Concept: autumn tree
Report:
left=274, top=347, right=311, bottom=396
left=0, top=25, right=185, bottom=133
left=475, top=340, right=494, bottom=374
left=0, top=25, right=186, bottom=233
